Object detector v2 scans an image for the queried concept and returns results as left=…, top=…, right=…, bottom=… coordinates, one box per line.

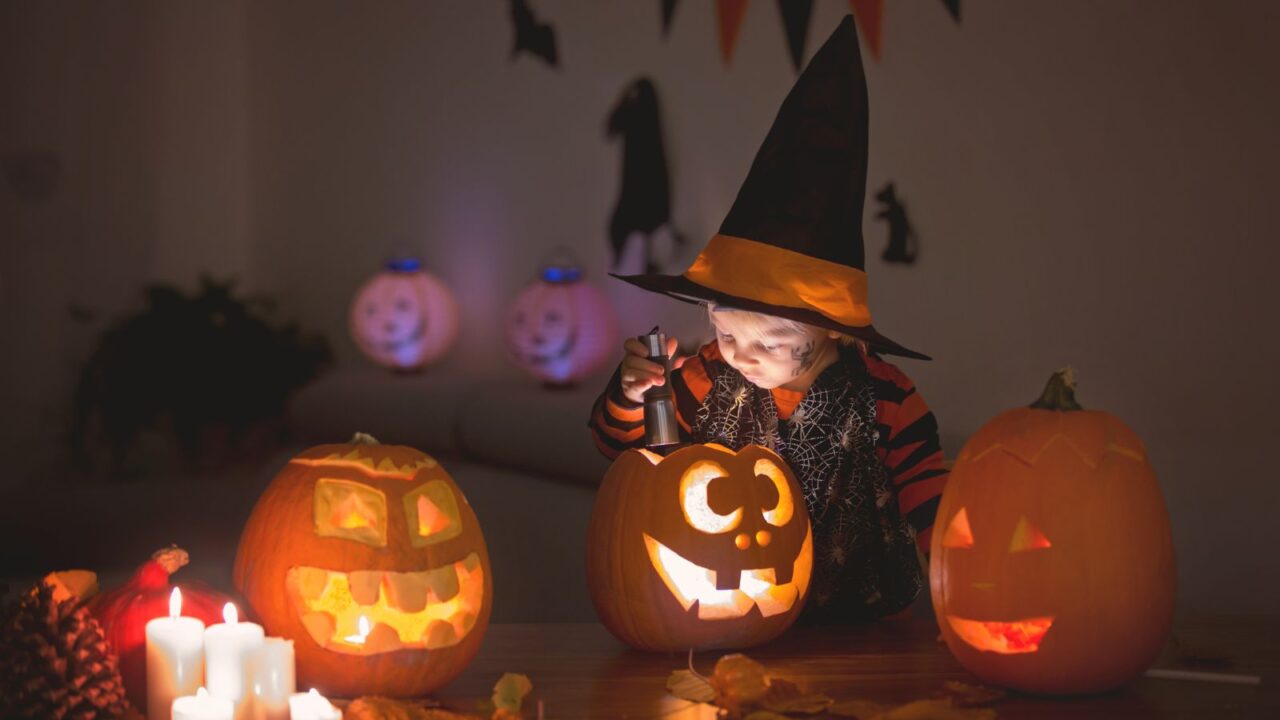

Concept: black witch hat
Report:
left=613, top=15, right=928, bottom=360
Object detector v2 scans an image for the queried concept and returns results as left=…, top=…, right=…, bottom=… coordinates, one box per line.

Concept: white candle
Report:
left=249, top=638, right=295, bottom=720
left=205, top=602, right=265, bottom=719
left=288, top=688, right=342, bottom=720
left=173, top=687, right=233, bottom=720
left=147, top=587, right=206, bottom=720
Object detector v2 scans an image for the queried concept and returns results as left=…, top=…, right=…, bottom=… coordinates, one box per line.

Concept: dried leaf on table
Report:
left=760, top=678, right=833, bottom=714
left=940, top=680, right=1005, bottom=707
left=667, top=669, right=717, bottom=703
left=346, top=696, right=479, bottom=720
left=829, top=699, right=892, bottom=719
left=492, top=672, right=533, bottom=713
left=711, top=653, right=772, bottom=712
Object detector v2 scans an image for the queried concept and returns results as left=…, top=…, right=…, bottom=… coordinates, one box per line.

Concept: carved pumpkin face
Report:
left=587, top=444, right=813, bottom=651
left=506, top=267, right=616, bottom=385
left=930, top=371, right=1175, bottom=694
left=349, top=260, right=459, bottom=370
left=234, top=439, right=490, bottom=698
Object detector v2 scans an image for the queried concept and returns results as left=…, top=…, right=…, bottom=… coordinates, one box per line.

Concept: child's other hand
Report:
left=619, top=336, right=687, bottom=404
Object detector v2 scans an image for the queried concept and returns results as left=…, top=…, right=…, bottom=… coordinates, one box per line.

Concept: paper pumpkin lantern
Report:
left=506, top=262, right=617, bottom=386
left=587, top=443, right=813, bottom=651
left=930, top=369, right=1175, bottom=694
left=233, top=434, right=491, bottom=697
left=349, top=258, right=459, bottom=370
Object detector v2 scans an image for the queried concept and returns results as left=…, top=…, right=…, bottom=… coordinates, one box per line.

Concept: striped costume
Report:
left=589, top=341, right=947, bottom=622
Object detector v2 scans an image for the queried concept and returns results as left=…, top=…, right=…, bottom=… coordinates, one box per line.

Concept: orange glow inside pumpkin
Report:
left=942, top=508, right=974, bottom=549
left=1009, top=515, right=1052, bottom=552
left=643, top=527, right=813, bottom=619
left=947, top=615, right=1055, bottom=654
left=402, top=480, right=463, bottom=547
left=314, top=479, right=387, bottom=546
left=287, top=555, right=484, bottom=655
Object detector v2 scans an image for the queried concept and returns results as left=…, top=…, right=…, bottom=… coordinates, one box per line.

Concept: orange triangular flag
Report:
left=716, top=0, right=750, bottom=65
left=848, top=0, right=883, bottom=60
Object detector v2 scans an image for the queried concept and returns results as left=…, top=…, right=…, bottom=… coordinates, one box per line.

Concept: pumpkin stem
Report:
left=152, top=545, right=190, bottom=574
left=1030, top=367, right=1083, bottom=411
left=133, top=546, right=189, bottom=589
left=350, top=432, right=380, bottom=445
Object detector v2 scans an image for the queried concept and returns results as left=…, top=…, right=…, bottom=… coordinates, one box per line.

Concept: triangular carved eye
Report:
left=1009, top=515, right=1052, bottom=553
left=942, top=508, right=974, bottom=549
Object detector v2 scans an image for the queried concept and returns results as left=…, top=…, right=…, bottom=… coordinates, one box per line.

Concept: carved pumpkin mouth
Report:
left=519, top=326, right=579, bottom=366
left=642, top=528, right=813, bottom=620
left=286, top=553, right=483, bottom=654
left=946, top=615, right=1055, bottom=654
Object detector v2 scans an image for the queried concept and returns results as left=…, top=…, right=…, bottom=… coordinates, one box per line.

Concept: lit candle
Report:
left=147, top=587, right=206, bottom=720
left=343, top=615, right=370, bottom=645
left=205, top=602, right=265, bottom=719
left=288, top=688, right=342, bottom=720
left=173, top=687, right=233, bottom=720
left=249, top=638, right=295, bottom=720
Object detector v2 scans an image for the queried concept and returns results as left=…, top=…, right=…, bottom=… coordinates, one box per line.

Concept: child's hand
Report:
left=619, top=336, right=687, bottom=405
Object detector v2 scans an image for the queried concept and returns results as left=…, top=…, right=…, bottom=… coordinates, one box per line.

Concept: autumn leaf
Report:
left=760, top=678, right=833, bottom=715
left=940, top=681, right=1005, bottom=708
left=492, top=673, right=533, bottom=714
left=711, top=653, right=772, bottom=712
left=667, top=669, right=717, bottom=703
left=829, top=699, right=892, bottom=719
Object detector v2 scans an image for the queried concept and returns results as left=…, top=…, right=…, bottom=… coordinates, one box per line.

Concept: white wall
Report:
left=4, top=1, right=1278, bottom=614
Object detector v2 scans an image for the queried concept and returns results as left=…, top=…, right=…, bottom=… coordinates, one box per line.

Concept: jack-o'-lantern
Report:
left=930, top=369, right=1175, bottom=694
left=349, top=258, right=459, bottom=371
left=234, top=434, right=490, bottom=697
left=587, top=443, right=813, bottom=651
left=506, top=262, right=617, bottom=386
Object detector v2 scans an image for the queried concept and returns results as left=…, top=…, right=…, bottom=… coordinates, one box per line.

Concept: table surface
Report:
left=424, top=617, right=1278, bottom=720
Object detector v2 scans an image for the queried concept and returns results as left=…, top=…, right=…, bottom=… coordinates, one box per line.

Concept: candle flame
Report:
left=169, top=587, right=182, bottom=619
left=343, top=615, right=372, bottom=644
left=223, top=602, right=238, bottom=625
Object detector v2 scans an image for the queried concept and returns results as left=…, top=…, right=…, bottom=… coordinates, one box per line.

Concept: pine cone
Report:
left=0, top=580, right=132, bottom=719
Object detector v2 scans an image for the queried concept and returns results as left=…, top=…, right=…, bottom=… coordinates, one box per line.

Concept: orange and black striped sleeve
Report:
left=865, top=353, right=948, bottom=555
left=588, top=342, right=719, bottom=459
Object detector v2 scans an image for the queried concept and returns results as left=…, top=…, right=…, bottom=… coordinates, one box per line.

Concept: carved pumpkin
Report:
left=930, top=369, right=1175, bottom=694
left=86, top=547, right=241, bottom=710
left=233, top=434, right=491, bottom=697
left=505, top=262, right=617, bottom=386
left=349, top=258, right=459, bottom=370
left=587, top=443, right=813, bottom=651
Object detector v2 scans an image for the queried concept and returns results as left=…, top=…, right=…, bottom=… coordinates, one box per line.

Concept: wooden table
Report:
left=430, top=617, right=1277, bottom=719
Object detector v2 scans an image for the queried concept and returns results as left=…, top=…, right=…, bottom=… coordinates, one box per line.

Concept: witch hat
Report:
left=613, top=15, right=929, bottom=360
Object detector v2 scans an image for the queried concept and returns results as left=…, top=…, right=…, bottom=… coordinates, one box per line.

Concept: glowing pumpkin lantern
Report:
left=587, top=443, right=813, bottom=651
left=349, top=258, right=459, bottom=370
left=506, top=261, right=618, bottom=386
left=233, top=434, right=490, bottom=697
left=930, top=369, right=1175, bottom=694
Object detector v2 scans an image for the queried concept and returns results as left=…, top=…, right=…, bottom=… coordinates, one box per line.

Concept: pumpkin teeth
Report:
left=285, top=555, right=483, bottom=655
left=642, top=528, right=813, bottom=620
left=946, top=615, right=1055, bottom=654
left=348, top=571, right=383, bottom=605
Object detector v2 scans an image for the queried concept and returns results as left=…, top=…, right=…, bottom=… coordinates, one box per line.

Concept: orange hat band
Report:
left=682, top=234, right=872, bottom=328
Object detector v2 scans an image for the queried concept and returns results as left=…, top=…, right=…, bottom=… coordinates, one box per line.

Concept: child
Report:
left=588, top=16, right=947, bottom=623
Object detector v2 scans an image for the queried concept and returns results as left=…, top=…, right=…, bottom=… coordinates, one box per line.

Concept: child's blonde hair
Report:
left=705, top=303, right=865, bottom=349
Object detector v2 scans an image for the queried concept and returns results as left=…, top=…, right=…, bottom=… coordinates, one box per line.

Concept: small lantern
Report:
left=349, top=258, right=459, bottom=371
left=505, top=259, right=617, bottom=387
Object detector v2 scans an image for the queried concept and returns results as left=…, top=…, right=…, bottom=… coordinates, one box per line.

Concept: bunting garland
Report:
left=848, top=0, right=883, bottom=61
left=715, top=0, right=750, bottom=65
left=941, top=0, right=961, bottom=24
left=776, top=0, right=814, bottom=72
left=661, top=0, right=680, bottom=37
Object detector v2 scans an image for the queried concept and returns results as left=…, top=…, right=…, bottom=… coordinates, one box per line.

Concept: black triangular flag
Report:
left=776, top=0, right=814, bottom=72
left=661, top=0, right=680, bottom=36
left=941, top=0, right=960, bottom=23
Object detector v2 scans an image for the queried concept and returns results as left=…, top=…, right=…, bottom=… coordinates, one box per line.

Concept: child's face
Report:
left=710, top=309, right=836, bottom=391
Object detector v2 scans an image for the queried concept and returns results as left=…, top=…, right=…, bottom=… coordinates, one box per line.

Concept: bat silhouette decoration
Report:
left=509, top=0, right=558, bottom=67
